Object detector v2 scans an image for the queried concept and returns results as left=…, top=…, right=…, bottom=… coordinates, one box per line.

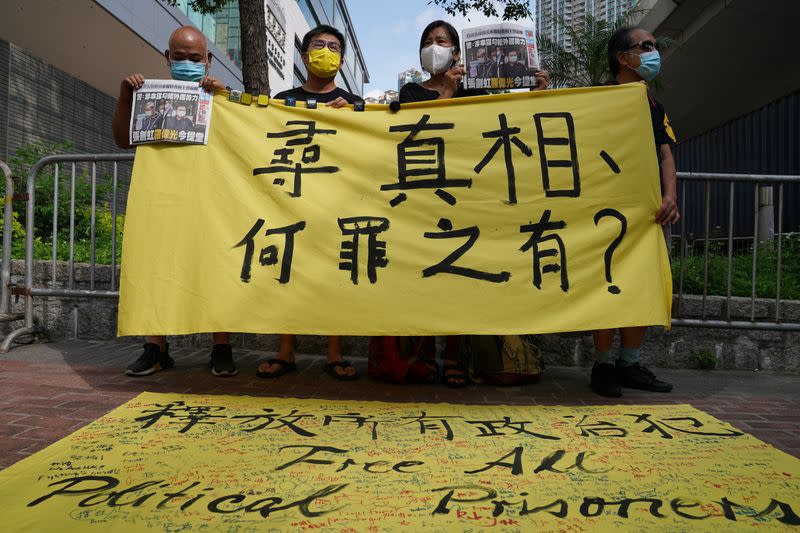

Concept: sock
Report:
left=594, top=350, right=614, bottom=365
left=619, top=347, right=641, bottom=368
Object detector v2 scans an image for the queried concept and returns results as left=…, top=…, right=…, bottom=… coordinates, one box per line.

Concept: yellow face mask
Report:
left=307, top=47, right=341, bottom=79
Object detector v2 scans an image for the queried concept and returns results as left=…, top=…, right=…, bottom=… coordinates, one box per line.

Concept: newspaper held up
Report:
left=463, top=23, right=541, bottom=90
left=129, top=79, right=213, bottom=146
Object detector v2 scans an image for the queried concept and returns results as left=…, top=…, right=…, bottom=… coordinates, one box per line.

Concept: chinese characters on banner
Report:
left=0, top=393, right=797, bottom=531
left=118, top=84, right=672, bottom=336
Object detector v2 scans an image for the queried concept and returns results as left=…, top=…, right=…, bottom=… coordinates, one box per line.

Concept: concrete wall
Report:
left=2, top=259, right=798, bottom=371
left=0, top=39, right=127, bottom=163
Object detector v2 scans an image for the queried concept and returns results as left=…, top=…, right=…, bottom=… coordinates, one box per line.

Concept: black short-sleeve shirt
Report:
left=273, top=86, right=364, bottom=104
left=648, top=94, right=676, bottom=147
left=399, top=82, right=488, bottom=103
left=608, top=80, right=676, bottom=147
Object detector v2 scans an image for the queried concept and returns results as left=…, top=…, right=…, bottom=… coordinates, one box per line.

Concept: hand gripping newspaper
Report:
left=463, top=23, right=541, bottom=90
left=129, top=79, right=213, bottom=146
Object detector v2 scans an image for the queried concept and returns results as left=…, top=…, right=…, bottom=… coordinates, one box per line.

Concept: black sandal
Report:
left=256, top=358, right=297, bottom=378
left=325, top=360, right=359, bottom=381
left=442, top=364, right=469, bottom=389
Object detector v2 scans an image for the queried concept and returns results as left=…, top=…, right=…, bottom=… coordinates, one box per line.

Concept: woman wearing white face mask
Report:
left=389, top=22, right=531, bottom=389
left=399, top=21, right=550, bottom=103
left=399, top=20, right=480, bottom=103
left=389, top=21, right=484, bottom=389
left=382, top=21, right=551, bottom=389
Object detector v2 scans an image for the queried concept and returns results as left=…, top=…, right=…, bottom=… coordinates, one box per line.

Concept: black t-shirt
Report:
left=399, top=82, right=488, bottom=103
left=648, top=94, right=676, bottom=147
left=272, top=86, right=364, bottom=104
left=608, top=80, right=676, bottom=147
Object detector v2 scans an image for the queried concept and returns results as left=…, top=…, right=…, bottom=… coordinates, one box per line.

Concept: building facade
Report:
left=637, top=0, right=800, bottom=237
left=167, top=0, right=369, bottom=97
left=364, top=89, right=398, bottom=104
left=0, top=0, right=369, bottom=163
left=536, top=0, right=638, bottom=51
left=397, top=68, right=425, bottom=93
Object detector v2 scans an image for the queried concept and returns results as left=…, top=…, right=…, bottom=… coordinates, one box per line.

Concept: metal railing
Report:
left=673, top=172, right=800, bottom=331
left=1, top=159, right=798, bottom=352
left=0, top=154, right=134, bottom=352
left=0, top=159, right=24, bottom=326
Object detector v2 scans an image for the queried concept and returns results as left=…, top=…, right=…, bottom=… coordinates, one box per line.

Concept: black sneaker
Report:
left=125, top=343, right=174, bottom=376
left=617, top=362, right=673, bottom=392
left=591, top=363, right=622, bottom=397
left=210, top=344, right=238, bottom=377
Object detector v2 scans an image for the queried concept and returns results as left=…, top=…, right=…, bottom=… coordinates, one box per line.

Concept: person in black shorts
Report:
left=258, top=25, right=364, bottom=382
left=590, top=26, right=680, bottom=398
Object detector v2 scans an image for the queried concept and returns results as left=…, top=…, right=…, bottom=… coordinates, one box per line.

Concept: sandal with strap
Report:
left=256, top=358, right=297, bottom=378
left=442, top=364, right=469, bottom=389
left=325, top=360, right=359, bottom=381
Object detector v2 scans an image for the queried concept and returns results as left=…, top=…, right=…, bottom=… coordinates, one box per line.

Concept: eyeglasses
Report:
left=308, top=39, right=342, bottom=53
left=627, top=40, right=659, bottom=52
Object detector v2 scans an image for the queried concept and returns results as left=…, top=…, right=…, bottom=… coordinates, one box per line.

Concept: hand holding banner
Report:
left=118, top=84, right=671, bottom=336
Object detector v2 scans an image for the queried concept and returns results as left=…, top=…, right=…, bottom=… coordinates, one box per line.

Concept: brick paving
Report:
left=0, top=339, right=798, bottom=469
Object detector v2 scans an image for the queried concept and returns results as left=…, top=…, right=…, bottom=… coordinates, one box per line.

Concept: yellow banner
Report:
left=0, top=392, right=797, bottom=531
left=118, top=84, right=671, bottom=336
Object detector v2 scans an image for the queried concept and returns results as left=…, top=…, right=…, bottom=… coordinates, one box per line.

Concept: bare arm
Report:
left=112, top=74, right=144, bottom=149
left=656, top=143, right=680, bottom=225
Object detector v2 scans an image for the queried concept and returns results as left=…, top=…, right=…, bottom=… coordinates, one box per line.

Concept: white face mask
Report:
left=176, top=110, right=186, bottom=118
left=508, top=55, right=518, bottom=63
left=420, top=44, right=454, bottom=75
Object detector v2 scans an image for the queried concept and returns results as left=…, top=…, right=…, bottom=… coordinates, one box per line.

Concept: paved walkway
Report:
left=1, top=340, right=798, bottom=469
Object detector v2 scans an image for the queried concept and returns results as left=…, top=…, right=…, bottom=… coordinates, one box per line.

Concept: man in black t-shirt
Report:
left=589, top=26, right=680, bottom=400
left=273, top=24, right=363, bottom=108
left=260, top=25, right=362, bottom=382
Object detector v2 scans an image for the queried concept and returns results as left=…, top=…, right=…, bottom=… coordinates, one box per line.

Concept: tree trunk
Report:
left=238, top=0, right=270, bottom=95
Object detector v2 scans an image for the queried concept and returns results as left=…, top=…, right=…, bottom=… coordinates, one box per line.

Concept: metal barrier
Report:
left=1, top=159, right=24, bottom=326
left=1, top=154, right=134, bottom=352
left=673, top=172, right=800, bottom=331
left=1, top=158, right=799, bottom=352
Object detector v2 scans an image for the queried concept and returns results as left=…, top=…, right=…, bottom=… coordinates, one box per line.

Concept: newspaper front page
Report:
left=129, top=80, right=213, bottom=146
left=463, top=23, right=541, bottom=90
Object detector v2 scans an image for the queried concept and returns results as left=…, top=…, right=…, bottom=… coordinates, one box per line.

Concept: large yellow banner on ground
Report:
left=118, top=84, right=671, bottom=336
left=0, top=392, right=797, bottom=531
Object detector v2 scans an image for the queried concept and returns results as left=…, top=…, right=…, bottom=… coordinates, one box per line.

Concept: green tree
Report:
left=2, top=141, right=123, bottom=264
left=538, top=10, right=673, bottom=88
left=165, top=0, right=270, bottom=95
left=427, top=0, right=533, bottom=20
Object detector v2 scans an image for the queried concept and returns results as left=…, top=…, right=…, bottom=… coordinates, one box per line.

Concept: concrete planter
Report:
left=2, top=260, right=798, bottom=370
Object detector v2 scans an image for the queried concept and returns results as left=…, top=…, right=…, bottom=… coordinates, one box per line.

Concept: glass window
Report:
left=203, top=15, right=216, bottom=39
left=215, top=22, right=229, bottom=47
left=297, top=0, right=318, bottom=28
left=294, top=36, right=307, bottom=78
left=188, top=9, right=204, bottom=29
left=333, top=1, right=345, bottom=32
left=293, top=69, right=306, bottom=87
left=320, top=0, right=336, bottom=18
left=344, top=35, right=355, bottom=77
left=354, top=62, right=362, bottom=88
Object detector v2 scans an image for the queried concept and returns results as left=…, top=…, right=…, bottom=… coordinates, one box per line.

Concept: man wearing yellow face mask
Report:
left=272, top=25, right=364, bottom=109
left=260, top=25, right=363, bottom=381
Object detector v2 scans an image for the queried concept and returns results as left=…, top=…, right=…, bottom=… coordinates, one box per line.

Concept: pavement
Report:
left=0, top=339, right=798, bottom=470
